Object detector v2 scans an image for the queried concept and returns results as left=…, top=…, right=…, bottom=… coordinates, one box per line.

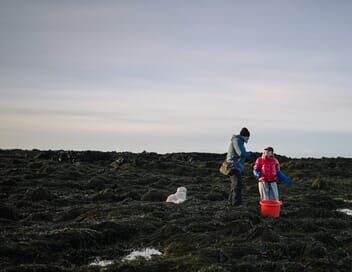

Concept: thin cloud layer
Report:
left=0, top=1, right=351, bottom=157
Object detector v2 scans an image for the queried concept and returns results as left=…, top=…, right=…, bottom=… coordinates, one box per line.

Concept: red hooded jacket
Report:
left=254, top=155, right=280, bottom=182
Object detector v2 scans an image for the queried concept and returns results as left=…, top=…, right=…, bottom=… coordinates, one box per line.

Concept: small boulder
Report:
left=92, top=189, right=115, bottom=201
left=115, top=191, right=141, bottom=202
left=0, top=204, right=19, bottom=220
left=37, top=164, right=55, bottom=174
left=305, top=243, right=328, bottom=258
left=34, top=150, right=56, bottom=160
left=110, top=158, right=125, bottom=169
left=311, top=179, right=324, bottom=190
left=29, top=162, right=42, bottom=170
left=87, top=176, right=108, bottom=190
left=79, top=151, right=114, bottom=162
left=24, top=187, right=53, bottom=201
left=141, top=190, right=166, bottom=202
left=205, top=192, right=225, bottom=201
left=26, top=212, right=53, bottom=222
left=46, top=227, right=102, bottom=249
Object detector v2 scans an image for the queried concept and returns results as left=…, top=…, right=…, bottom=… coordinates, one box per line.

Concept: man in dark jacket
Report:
left=226, top=127, right=253, bottom=206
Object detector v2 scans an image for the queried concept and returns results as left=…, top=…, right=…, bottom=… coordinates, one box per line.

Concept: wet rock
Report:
left=78, top=150, right=115, bottom=162
left=164, top=241, right=196, bottom=257
left=1, top=179, right=17, bottom=186
left=218, top=217, right=256, bottom=235
left=315, top=218, right=349, bottom=230
left=12, top=159, right=23, bottom=165
left=110, top=158, right=125, bottom=169
left=197, top=265, right=230, bottom=272
left=141, top=190, right=167, bottom=202
left=0, top=204, right=19, bottom=220
left=91, top=221, right=138, bottom=243
left=57, top=151, right=76, bottom=163
left=278, top=262, right=306, bottom=272
left=1, top=149, right=352, bottom=271
left=154, top=224, right=184, bottom=241
left=205, top=191, right=226, bottom=201
left=87, top=176, right=109, bottom=190
left=37, top=164, right=56, bottom=175
left=187, top=221, right=218, bottom=232
left=313, top=232, right=339, bottom=247
left=305, top=243, right=328, bottom=258
left=224, top=245, right=259, bottom=258
left=33, top=150, right=57, bottom=160
left=15, top=200, right=44, bottom=209
left=240, top=254, right=259, bottom=263
left=311, top=178, right=324, bottom=189
left=26, top=212, right=53, bottom=222
left=234, top=263, right=258, bottom=272
left=288, top=241, right=306, bottom=258
left=198, top=248, right=228, bottom=263
left=24, top=187, right=54, bottom=201
left=315, top=199, right=337, bottom=209
left=3, top=264, right=65, bottom=272
left=92, top=189, right=115, bottom=201
left=115, top=191, right=141, bottom=201
left=65, top=168, right=82, bottom=179
left=45, top=227, right=103, bottom=249
left=55, top=207, right=85, bottom=222
left=29, top=162, right=43, bottom=170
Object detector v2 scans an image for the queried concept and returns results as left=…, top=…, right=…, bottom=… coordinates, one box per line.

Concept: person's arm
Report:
left=275, top=159, right=280, bottom=172
left=232, top=137, right=251, bottom=158
left=253, top=158, right=262, bottom=178
left=277, top=170, right=293, bottom=185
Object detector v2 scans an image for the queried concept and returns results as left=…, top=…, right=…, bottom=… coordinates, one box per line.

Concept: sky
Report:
left=0, top=0, right=351, bottom=158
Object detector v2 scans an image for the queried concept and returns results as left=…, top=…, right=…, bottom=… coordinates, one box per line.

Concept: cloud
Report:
left=0, top=1, right=351, bottom=157
left=1, top=81, right=351, bottom=137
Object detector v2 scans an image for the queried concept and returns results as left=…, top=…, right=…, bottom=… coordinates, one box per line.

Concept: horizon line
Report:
left=1, top=147, right=351, bottom=160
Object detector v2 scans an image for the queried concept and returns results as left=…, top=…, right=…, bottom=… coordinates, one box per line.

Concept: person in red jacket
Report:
left=253, top=147, right=280, bottom=200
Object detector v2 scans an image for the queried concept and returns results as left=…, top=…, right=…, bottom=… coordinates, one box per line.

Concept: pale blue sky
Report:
left=0, top=1, right=351, bottom=157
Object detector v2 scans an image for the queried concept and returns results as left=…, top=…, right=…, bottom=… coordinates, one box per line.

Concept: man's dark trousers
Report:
left=228, top=169, right=243, bottom=205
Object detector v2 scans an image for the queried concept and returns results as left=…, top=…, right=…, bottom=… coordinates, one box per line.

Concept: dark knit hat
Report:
left=240, top=127, right=250, bottom=137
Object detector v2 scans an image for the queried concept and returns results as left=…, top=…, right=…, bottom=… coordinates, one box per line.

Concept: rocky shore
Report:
left=0, top=149, right=351, bottom=271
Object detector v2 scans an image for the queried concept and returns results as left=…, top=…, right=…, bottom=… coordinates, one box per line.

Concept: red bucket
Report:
left=260, top=200, right=282, bottom=217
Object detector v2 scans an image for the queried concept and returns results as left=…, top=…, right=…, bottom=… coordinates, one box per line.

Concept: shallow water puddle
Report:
left=89, top=258, right=114, bottom=267
left=122, top=248, right=162, bottom=261
left=337, top=208, right=352, bottom=216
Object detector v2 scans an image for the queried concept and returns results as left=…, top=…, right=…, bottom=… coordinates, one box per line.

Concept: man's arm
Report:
left=232, top=137, right=251, bottom=158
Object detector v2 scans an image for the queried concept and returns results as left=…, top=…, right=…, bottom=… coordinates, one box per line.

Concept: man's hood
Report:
left=234, top=134, right=248, bottom=143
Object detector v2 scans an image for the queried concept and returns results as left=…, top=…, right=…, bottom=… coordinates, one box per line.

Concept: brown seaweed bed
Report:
left=0, top=149, right=351, bottom=272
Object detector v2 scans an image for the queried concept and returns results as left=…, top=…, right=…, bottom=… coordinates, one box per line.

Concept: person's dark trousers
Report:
left=228, top=169, right=243, bottom=205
